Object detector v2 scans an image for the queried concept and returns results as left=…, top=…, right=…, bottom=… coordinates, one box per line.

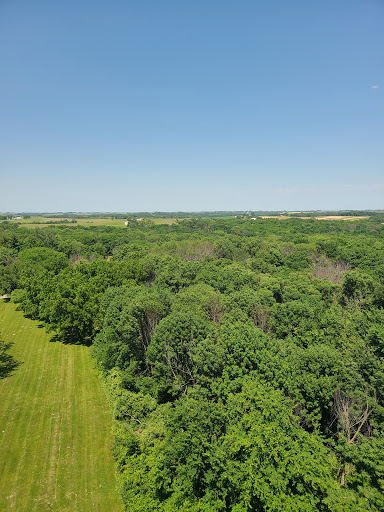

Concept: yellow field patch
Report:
left=314, top=216, right=369, bottom=221
left=259, top=215, right=369, bottom=221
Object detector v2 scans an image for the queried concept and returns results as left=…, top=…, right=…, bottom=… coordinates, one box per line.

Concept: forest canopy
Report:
left=1, top=216, right=384, bottom=510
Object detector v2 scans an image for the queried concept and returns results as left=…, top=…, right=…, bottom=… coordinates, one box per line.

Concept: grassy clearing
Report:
left=0, top=302, right=124, bottom=512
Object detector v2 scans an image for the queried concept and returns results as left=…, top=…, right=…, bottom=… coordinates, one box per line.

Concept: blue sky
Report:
left=1, top=0, right=383, bottom=212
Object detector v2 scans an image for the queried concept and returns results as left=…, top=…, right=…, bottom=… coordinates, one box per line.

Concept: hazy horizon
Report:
left=2, top=209, right=383, bottom=216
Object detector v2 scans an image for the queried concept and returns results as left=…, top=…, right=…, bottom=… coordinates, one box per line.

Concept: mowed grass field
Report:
left=0, top=302, right=124, bottom=512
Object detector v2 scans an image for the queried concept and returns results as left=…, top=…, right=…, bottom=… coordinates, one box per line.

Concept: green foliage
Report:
left=0, top=334, right=20, bottom=379
left=5, top=216, right=384, bottom=509
left=93, top=285, right=171, bottom=373
left=220, top=380, right=337, bottom=511
left=342, top=270, right=375, bottom=304
left=119, top=382, right=339, bottom=511
left=172, top=283, right=225, bottom=322
left=19, top=247, right=69, bottom=274
left=147, top=311, right=218, bottom=396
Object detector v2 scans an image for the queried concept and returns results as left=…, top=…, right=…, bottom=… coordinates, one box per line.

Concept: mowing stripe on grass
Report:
left=0, top=302, right=124, bottom=512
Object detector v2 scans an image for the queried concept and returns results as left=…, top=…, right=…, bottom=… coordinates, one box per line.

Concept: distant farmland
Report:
left=259, top=215, right=370, bottom=221
left=7, top=213, right=373, bottom=229
left=12, top=216, right=180, bottom=228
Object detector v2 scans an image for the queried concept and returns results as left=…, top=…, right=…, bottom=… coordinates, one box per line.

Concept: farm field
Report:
left=16, top=217, right=128, bottom=228
left=13, top=216, right=181, bottom=228
left=260, top=215, right=370, bottom=220
left=314, top=215, right=369, bottom=220
left=0, top=302, right=123, bottom=512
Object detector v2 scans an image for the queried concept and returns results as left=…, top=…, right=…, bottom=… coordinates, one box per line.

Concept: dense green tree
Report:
left=120, top=382, right=341, bottom=511
left=92, top=285, right=171, bottom=375
left=172, top=283, right=225, bottom=322
left=147, top=311, right=219, bottom=397
left=0, top=334, right=20, bottom=379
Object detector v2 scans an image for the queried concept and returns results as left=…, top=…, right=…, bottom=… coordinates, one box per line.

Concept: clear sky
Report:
left=1, top=0, right=383, bottom=212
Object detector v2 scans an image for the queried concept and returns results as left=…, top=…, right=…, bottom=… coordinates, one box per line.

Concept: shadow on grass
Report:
left=0, top=341, right=22, bottom=379
left=49, top=332, right=92, bottom=347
